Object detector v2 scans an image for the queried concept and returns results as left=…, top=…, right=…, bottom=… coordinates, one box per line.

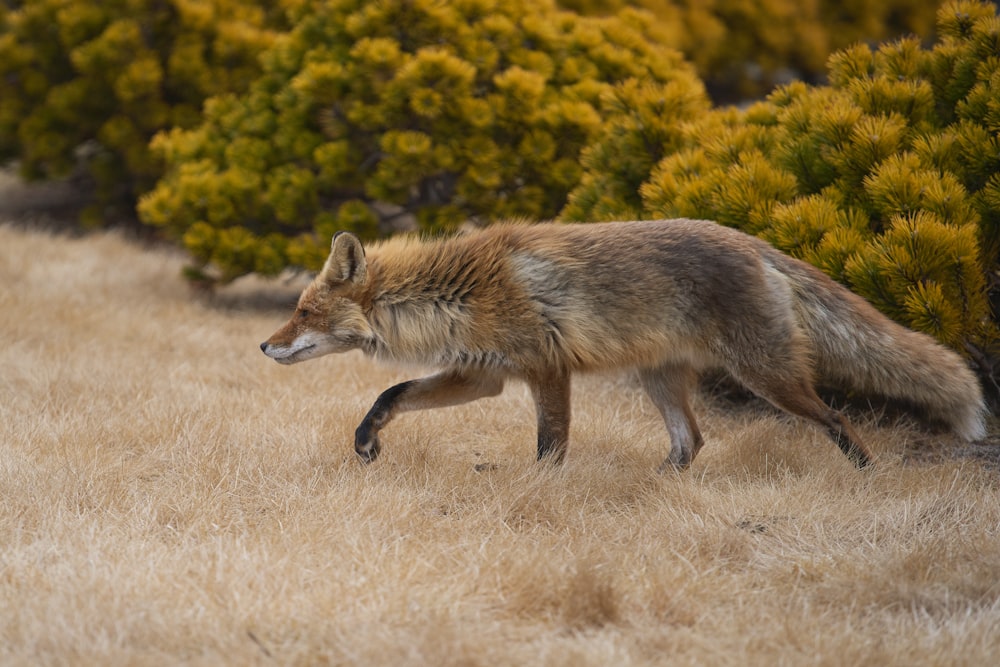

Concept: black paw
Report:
left=354, top=425, right=381, bottom=463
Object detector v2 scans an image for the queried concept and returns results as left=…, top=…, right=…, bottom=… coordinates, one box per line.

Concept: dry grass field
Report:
left=2, top=219, right=1000, bottom=666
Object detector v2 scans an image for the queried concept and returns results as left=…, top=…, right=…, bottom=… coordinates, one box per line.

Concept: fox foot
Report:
left=657, top=446, right=693, bottom=473
left=354, top=425, right=381, bottom=463
left=657, top=459, right=690, bottom=474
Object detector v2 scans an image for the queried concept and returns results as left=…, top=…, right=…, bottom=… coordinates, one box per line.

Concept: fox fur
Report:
left=261, top=219, right=987, bottom=471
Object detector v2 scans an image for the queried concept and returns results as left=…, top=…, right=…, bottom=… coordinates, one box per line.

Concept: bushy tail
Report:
left=773, top=252, right=987, bottom=441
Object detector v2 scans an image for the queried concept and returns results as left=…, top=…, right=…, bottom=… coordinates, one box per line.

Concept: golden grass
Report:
left=1, top=223, right=999, bottom=666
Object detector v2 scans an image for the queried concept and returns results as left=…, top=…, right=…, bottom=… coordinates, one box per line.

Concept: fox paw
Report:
left=658, top=447, right=692, bottom=473
left=354, top=428, right=381, bottom=463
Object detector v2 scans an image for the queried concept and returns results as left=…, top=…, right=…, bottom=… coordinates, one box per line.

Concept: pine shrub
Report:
left=138, top=0, right=706, bottom=282
left=0, top=0, right=282, bottom=223
left=558, top=0, right=939, bottom=101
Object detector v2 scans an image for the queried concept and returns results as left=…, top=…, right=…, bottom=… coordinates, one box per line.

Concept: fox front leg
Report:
left=354, top=371, right=505, bottom=462
left=527, top=370, right=571, bottom=463
left=354, top=381, right=408, bottom=462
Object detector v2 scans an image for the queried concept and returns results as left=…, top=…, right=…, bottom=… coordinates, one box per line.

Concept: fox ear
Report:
left=323, top=232, right=367, bottom=284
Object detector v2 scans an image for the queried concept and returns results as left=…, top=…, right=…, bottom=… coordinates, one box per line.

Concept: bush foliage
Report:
left=559, top=0, right=940, bottom=101
left=0, top=0, right=282, bottom=223
left=138, top=0, right=707, bottom=281
left=566, top=0, right=1000, bottom=360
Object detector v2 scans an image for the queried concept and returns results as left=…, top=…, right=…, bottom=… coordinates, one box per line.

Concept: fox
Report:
left=260, top=219, right=987, bottom=471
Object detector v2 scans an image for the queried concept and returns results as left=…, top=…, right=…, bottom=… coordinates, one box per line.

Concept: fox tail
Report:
left=775, top=253, right=987, bottom=441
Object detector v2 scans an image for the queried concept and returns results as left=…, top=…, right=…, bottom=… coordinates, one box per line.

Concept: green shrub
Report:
left=139, top=0, right=707, bottom=282
left=558, top=0, right=940, bottom=101
left=0, top=0, right=282, bottom=222
left=566, top=0, right=1000, bottom=361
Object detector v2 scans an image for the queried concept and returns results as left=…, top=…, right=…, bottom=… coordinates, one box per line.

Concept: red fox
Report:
left=261, top=219, right=986, bottom=470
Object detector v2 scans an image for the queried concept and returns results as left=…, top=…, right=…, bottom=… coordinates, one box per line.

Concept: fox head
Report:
left=260, top=232, right=374, bottom=364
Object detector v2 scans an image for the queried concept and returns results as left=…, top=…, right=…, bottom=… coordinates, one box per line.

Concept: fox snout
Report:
left=259, top=329, right=329, bottom=364
left=260, top=340, right=288, bottom=362
left=260, top=341, right=287, bottom=358
left=260, top=339, right=301, bottom=364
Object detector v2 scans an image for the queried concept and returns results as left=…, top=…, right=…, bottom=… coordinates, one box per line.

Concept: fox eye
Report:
left=297, top=308, right=310, bottom=319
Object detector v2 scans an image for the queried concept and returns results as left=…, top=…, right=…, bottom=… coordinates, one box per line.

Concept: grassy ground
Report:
left=1, top=222, right=999, bottom=666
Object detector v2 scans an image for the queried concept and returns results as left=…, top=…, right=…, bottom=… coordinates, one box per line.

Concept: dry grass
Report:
left=1, top=222, right=999, bottom=666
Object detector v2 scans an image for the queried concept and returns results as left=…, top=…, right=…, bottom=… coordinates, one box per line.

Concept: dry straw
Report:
left=1, top=224, right=998, bottom=665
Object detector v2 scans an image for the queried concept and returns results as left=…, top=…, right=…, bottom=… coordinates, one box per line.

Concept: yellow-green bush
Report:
left=559, top=0, right=940, bottom=101
left=0, top=0, right=282, bottom=222
left=566, top=0, right=1000, bottom=363
left=139, top=0, right=707, bottom=282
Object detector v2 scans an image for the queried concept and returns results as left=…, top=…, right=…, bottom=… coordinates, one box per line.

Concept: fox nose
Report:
left=260, top=342, right=269, bottom=353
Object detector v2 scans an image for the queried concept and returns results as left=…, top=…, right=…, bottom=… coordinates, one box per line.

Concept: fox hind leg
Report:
left=354, top=371, right=504, bottom=462
left=773, top=384, right=874, bottom=468
left=638, top=363, right=705, bottom=471
left=738, top=370, right=874, bottom=468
